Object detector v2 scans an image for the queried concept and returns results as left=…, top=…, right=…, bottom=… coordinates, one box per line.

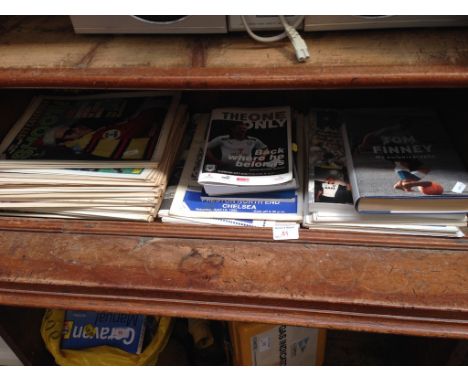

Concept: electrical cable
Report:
left=239, top=16, right=310, bottom=62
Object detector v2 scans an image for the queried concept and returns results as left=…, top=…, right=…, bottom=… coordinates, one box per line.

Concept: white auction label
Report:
left=273, top=223, right=299, bottom=240
left=451, top=181, right=466, bottom=194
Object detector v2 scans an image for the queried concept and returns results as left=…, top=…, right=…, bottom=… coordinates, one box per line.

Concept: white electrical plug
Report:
left=283, top=24, right=310, bottom=62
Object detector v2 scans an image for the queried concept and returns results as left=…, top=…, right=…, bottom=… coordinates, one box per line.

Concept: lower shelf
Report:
left=0, top=217, right=467, bottom=339
left=2, top=305, right=467, bottom=365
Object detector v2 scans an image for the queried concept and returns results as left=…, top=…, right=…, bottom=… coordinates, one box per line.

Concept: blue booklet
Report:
left=184, top=188, right=298, bottom=215
left=200, top=188, right=296, bottom=203
left=61, top=310, right=146, bottom=354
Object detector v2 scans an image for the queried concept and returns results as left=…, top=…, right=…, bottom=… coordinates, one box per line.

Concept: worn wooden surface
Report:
left=0, top=217, right=467, bottom=251
left=0, top=16, right=468, bottom=89
left=0, top=228, right=467, bottom=339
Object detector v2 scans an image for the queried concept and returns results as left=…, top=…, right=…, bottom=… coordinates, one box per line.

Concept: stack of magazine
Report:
left=1, top=93, right=465, bottom=236
left=303, top=109, right=468, bottom=237
left=159, top=106, right=303, bottom=226
left=0, top=92, right=187, bottom=222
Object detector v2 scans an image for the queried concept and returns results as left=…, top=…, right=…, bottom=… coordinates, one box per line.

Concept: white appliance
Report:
left=70, top=16, right=468, bottom=35
left=304, top=15, right=468, bottom=31
left=70, top=16, right=228, bottom=34
left=228, top=16, right=304, bottom=31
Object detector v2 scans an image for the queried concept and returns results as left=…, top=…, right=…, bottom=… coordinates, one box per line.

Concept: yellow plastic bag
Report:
left=41, top=309, right=172, bottom=366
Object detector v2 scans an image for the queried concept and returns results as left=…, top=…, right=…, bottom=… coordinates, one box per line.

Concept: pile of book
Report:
left=1, top=91, right=466, bottom=237
left=0, top=92, right=187, bottom=221
left=303, top=109, right=468, bottom=237
left=159, top=106, right=303, bottom=227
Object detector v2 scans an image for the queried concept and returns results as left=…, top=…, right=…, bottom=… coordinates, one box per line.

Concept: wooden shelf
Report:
left=0, top=17, right=467, bottom=341
left=0, top=218, right=467, bottom=339
left=1, top=16, right=468, bottom=89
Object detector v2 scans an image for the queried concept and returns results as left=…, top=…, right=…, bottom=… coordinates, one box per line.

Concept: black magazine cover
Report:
left=198, top=107, right=293, bottom=186
left=342, top=109, right=468, bottom=213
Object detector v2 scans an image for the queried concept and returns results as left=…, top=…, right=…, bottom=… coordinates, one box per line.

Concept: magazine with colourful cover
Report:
left=170, top=115, right=302, bottom=221
left=341, top=109, right=468, bottom=213
left=159, top=115, right=275, bottom=227
left=198, top=106, right=293, bottom=187
left=61, top=310, right=146, bottom=354
left=0, top=103, right=187, bottom=181
left=0, top=92, right=180, bottom=168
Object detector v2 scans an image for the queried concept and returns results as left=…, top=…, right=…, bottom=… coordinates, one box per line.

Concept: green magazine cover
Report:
left=0, top=92, right=179, bottom=168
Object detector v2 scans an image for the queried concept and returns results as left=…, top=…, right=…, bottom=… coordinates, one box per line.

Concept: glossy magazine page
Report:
left=170, top=114, right=302, bottom=221
left=198, top=106, right=293, bottom=186
left=0, top=91, right=179, bottom=168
